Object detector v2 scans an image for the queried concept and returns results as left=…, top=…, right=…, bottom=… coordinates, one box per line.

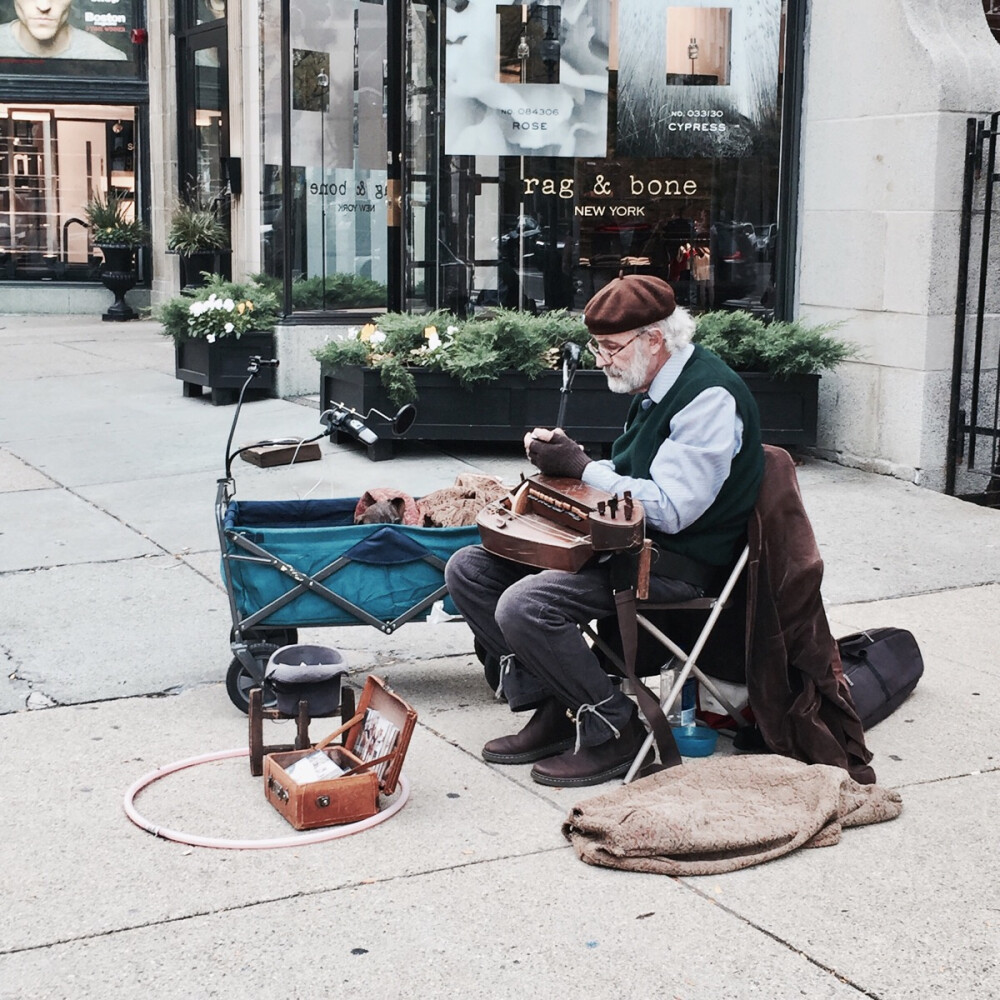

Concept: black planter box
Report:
left=175, top=332, right=277, bottom=405
left=321, top=365, right=631, bottom=460
left=741, top=373, right=819, bottom=448
left=320, top=364, right=819, bottom=460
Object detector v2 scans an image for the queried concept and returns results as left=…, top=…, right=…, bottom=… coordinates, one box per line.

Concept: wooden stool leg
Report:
left=248, top=687, right=264, bottom=777
left=295, top=699, right=311, bottom=750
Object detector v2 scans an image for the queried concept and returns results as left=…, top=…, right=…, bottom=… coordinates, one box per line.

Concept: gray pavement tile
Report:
left=0, top=448, right=57, bottom=492
left=0, top=849, right=870, bottom=1000
left=794, top=458, right=1000, bottom=604
left=2, top=340, right=142, bottom=380
left=691, top=773, right=1000, bottom=1000
left=0, top=488, right=158, bottom=571
left=0, top=557, right=232, bottom=708
left=0, top=687, right=566, bottom=953
left=828, top=584, right=1000, bottom=683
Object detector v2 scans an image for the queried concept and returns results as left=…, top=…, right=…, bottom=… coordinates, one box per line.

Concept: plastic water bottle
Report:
left=662, top=667, right=697, bottom=733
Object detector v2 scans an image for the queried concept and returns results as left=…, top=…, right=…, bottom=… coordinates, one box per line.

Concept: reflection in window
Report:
left=665, top=7, right=732, bottom=86
left=496, top=3, right=561, bottom=84
left=261, top=0, right=388, bottom=311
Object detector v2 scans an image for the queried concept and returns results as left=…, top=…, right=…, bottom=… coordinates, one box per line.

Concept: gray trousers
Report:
left=444, top=545, right=700, bottom=747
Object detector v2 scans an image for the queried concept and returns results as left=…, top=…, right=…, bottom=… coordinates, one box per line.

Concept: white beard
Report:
left=603, top=345, right=650, bottom=394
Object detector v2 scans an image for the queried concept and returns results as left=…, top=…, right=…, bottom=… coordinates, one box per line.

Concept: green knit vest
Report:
left=611, top=344, right=764, bottom=567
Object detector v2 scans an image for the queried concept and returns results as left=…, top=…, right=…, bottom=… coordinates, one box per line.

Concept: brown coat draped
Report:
left=745, top=446, right=875, bottom=784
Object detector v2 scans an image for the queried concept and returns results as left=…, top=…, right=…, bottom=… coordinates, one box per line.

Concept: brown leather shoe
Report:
left=482, top=698, right=576, bottom=765
left=529, top=712, right=651, bottom=787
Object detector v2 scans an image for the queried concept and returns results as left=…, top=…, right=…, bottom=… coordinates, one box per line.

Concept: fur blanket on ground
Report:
left=563, top=755, right=902, bottom=876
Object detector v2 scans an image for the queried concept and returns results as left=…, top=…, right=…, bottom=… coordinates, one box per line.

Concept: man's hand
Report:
left=525, top=427, right=590, bottom=479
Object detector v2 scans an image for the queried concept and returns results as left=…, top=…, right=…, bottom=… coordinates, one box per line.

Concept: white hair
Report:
left=645, top=307, right=695, bottom=354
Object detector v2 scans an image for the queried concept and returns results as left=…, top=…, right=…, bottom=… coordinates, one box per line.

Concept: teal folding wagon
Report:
left=218, top=494, right=478, bottom=711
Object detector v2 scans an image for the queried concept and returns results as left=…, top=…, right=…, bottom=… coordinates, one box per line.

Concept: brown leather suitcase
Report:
left=263, top=675, right=417, bottom=830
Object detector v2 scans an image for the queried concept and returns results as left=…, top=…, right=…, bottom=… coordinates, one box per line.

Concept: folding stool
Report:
left=582, top=544, right=752, bottom=783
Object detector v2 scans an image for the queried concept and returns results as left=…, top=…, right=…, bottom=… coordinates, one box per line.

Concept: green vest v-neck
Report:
left=611, top=344, right=764, bottom=567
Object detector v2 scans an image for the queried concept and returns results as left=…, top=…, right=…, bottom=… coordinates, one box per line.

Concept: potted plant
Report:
left=85, top=193, right=151, bottom=322
left=313, top=308, right=631, bottom=460
left=693, top=310, right=857, bottom=447
left=167, top=202, right=230, bottom=290
left=315, top=305, right=856, bottom=458
left=157, top=275, right=281, bottom=405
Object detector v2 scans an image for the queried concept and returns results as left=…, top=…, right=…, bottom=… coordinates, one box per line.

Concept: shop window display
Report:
left=0, top=104, right=136, bottom=281
left=442, top=0, right=784, bottom=318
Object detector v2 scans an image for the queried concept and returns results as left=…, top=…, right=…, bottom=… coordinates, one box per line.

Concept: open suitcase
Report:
left=264, top=675, right=417, bottom=830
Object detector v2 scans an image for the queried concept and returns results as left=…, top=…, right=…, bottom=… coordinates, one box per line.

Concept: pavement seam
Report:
left=680, top=883, right=885, bottom=999
left=0, top=846, right=571, bottom=959
left=887, top=764, right=1000, bottom=790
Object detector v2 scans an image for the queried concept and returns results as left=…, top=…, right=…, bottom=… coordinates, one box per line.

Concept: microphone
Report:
left=320, top=405, right=378, bottom=445
left=562, top=341, right=581, bottom=391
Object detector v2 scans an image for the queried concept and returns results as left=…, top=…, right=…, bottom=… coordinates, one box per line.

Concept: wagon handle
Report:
left=223, top=357, right=281, bottom=479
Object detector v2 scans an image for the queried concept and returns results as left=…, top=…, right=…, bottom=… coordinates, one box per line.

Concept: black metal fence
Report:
left=950, top=115, right=1000, bottom=505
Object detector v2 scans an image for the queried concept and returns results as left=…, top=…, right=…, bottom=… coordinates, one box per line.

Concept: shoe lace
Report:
left=572, top=695, right=620, bottom=753
left=496, top=653, right=515, bottom=700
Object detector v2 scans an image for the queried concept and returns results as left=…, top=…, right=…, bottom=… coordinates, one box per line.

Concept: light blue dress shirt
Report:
left=581, top=343, right=745, bottom=535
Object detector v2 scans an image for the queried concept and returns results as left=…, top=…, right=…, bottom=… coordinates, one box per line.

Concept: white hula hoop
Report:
left=123, top=747, right=410, bottom=850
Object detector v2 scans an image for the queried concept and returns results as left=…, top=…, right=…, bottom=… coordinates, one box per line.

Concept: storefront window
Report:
left=440, top=0, right=784, bottom=316
left=262, top=0, right=388, bottom=313
left=0, top=103, right=135, bottom=280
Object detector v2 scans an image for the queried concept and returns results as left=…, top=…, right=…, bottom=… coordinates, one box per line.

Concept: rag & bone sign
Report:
left=522, top=172, right=700, bottom=210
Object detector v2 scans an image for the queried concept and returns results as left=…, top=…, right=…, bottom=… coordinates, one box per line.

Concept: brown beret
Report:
left=583, top=274, right=676, bottom=336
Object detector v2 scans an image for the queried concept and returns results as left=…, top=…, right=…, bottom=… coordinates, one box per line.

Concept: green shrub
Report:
left=694, top=310, right=856, bottom=377
left=313, top=308, right=592, bottom=407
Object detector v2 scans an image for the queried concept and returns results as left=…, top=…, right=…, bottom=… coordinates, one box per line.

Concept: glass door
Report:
left=178, top=25, right=228, bottom=211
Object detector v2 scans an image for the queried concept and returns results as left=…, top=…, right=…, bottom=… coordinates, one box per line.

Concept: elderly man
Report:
left=0, top=0, right=126, bottom=59
left=445, top=274, right=764, bottom=786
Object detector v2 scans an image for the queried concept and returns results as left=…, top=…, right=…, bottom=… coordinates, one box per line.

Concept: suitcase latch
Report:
left=316, top=795, right=330, bottom=808
left=267, top=776, right=289, bottom=801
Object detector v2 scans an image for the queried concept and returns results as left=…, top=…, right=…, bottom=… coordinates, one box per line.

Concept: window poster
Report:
left=0, top=0, right=136, bottom=67
left=445, top=0, right=610, bottom=158
left=616, top=0, right=781, bottom=158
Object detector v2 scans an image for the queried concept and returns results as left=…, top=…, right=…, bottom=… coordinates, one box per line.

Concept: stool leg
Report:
left=295, top=699, right=311, bottom=750
left=249, top=687, right=264, bottom=777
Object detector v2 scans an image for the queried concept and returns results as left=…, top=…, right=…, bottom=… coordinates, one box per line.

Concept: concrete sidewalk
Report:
left=0, top=314, right=998, bottom=999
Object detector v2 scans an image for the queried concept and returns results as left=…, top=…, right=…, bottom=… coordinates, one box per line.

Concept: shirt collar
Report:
left=646, top=342, right=694, bottom=404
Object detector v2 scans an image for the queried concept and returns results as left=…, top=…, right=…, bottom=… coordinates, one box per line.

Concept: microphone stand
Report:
left=555, top=342, right=581, bottom=429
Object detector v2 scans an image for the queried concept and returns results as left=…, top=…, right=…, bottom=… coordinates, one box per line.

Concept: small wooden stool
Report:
left=248, top=685, right=357, bottom=777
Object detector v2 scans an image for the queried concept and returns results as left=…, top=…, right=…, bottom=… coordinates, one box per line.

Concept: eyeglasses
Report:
left=586, top=329, right=648, bottom=361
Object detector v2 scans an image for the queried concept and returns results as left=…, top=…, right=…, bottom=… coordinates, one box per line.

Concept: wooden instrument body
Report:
left=476, top=475, right=645, bottom=572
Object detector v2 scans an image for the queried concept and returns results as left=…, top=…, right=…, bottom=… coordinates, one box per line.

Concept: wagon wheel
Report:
left=474, top=638, right=502, bottom=693
left=226, top=641, right=280, bottom=713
